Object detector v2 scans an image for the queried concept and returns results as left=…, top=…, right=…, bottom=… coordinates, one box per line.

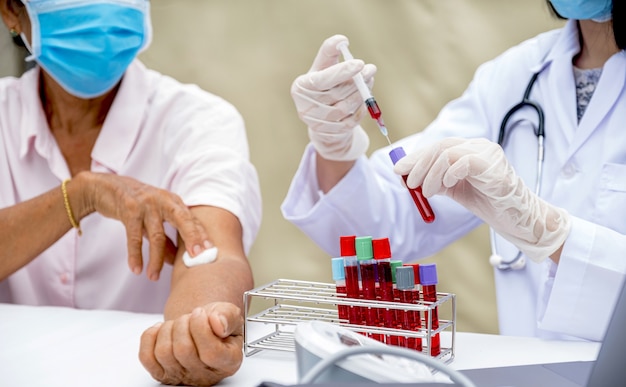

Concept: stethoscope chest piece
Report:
left=489, top=251, right=527, bottom=271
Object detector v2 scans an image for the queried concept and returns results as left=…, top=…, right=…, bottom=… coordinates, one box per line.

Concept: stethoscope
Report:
left=489, top=69, right=545, bottom=271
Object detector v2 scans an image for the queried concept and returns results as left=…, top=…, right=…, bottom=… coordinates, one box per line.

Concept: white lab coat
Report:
left=281, top=20, right=626, bottom=341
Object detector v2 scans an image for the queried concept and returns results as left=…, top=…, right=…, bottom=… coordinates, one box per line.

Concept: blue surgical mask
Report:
left=21, top=0, right=152, bottom=99
left=549, top=0, right=612, bottom=22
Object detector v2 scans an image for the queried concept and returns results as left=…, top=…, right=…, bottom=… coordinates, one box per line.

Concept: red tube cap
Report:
left=372, top=238, right=391, bottom=259
left=339, top=235, right=356, bottom=256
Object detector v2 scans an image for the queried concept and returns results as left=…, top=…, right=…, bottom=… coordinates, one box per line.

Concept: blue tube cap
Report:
left=389, top=146, right=406, bottom=165
left=420, top=263, right=438, bottom=286
left=331, top=257, right=345, bottom=281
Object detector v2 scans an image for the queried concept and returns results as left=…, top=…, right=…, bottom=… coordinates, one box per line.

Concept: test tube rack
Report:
left=243, top=278, right=456, bottom=365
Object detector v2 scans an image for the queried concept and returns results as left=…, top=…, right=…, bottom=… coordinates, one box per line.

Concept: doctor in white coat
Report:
left=282, top=0, right=626, bottom=341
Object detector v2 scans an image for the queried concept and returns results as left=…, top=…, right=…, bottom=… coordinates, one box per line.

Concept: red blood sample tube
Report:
left=420, top=263, right=441, bottom=356
left=373, top=238, right=393, bottom=343
left=405, top=263, right=423, bottom=350
left=340, top=235, right=361, bottom=325
left=331, top=257, right=349, bottom=321
left=389, top=147, right=435, bottom=223
left=396, top=266, right=422, bottom=351
left=390, top=260, right=403, bottom=302
left=356, top=236, right=381, bottom=341
left=388, top=259, right=404, bottom=346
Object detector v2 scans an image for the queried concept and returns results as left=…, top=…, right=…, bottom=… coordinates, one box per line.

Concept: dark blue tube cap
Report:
left=419, top=263, right=438, bottom=286
left=389, top=146, right=406, bottom=165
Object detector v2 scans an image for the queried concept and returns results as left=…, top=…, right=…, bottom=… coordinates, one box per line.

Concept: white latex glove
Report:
left=393, top=137, right=571, bottom=262
left=291, top=34, right=377, bottom=161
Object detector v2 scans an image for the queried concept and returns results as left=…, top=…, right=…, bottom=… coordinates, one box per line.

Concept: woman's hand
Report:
left=139, top=302, right=244, bottom=386
left=291, top=34, right=376, bottom=161
left=74, top=172, right=212, bottom=280
left=393, top=137, right=571, bottom=262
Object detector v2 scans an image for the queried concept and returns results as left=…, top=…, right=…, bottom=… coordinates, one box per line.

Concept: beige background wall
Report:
left=0, top=21, right=25, bottom=75
left=1, top=0, right=564, bottom=334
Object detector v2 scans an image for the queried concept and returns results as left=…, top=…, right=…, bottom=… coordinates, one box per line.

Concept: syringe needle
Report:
left=377, top=122, right=392, bottom=145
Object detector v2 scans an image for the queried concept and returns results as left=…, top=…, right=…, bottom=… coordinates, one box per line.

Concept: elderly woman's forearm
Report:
left=0, top=187, right=77, bottom=280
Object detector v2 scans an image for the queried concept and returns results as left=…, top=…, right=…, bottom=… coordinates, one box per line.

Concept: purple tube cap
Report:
left=420, top=263, right=438, bottom=285
left=388, top=146, right=406, bottom=165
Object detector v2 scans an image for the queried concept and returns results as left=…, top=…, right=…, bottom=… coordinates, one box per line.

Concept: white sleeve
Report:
left=539, top=217, right=626, bottom=341
left=281, top=142, right=482, bottom=261
left=160, top=83, right=262, bottom=255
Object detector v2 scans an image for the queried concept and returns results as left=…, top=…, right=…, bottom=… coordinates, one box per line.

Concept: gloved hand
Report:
left=393, top=137, right=571, bottom=262
left=291, top=34, right=377, bottom=161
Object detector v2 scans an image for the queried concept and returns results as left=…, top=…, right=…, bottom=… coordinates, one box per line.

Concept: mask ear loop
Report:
left=137, top=0, right=152, bottom=53
left=20, top=32, right=35, bottom=61
left=19, top=2, right=40, bottom=61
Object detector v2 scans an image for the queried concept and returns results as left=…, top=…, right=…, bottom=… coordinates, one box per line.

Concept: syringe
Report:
left=337, top=41, right=435, bottom=223
left=337, top=41, right=391, bottom=145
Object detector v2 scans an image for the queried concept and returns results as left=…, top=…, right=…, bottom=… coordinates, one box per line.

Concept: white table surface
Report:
left=0, top=303, right=600, bottom=387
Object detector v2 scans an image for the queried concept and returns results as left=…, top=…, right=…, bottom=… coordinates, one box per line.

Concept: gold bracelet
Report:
left=61, top=178, right=82, bottom=236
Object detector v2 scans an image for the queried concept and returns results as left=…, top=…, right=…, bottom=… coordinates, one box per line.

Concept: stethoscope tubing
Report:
left=490, top=68, right=545, bottom=271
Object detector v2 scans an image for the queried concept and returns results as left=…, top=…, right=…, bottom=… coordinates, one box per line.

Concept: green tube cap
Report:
left=355, top=236, right=373, bottom=260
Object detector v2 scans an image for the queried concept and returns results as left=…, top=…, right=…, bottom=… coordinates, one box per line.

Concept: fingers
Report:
left=126, top=195, right=201, bottom=280
left=295, top=88, right=365, bottom=128
left=160, top=194, right=211, bottom=259
left=394, top=137, right=507, bottom=198
left=172, top=312, right=218, bottom=379
left=309, top=34, right=349, bottom=72
left=125, top=215, right=144, bottom=276
left=139, top=322, right=166, bottom=383
left=291, top=35, right=378, bottom=163
left=144, top=211, right=167, bottom=281
left=438, top=138, right=503, bottom=186
left=302, top=59, right=365, bottom=94
left=203, top=302, right=243, bottom=338
left=190, top=305, right=243, bottom=373
left=293, top=61, right=376, bottom=102
left=292, top=62, right=377, bottom=131
left=138, top=304, right=244, bottom=386
left=91, top=173, right=212, bottom=278
left=362, top=63, right=376, bottom=89
left=393, top=138, right=467, bottom=197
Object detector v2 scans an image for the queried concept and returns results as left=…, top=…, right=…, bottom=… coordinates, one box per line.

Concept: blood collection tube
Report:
left=388, top=259, right=404, bottom=346
left=420, top=263, right=441, bottom=356
left=396, top=267, right=422, bottom=351
left=390, top=260, right=403, bottom=302
left=340, top=235, right=361, bottom=325
left=405, top=263, right=421, bottom=291
left=388, top=147, right=436, bottom=223
left=331, top=257, right=349, bottom=321
left=373, top=238, right=393, bottom=343
left=405, top=263, right=423, bottom=347
left=356, top=236, right=381, bottom=340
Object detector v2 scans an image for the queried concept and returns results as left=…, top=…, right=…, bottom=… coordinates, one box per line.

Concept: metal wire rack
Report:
left=243, top=278, right=456, bottom=365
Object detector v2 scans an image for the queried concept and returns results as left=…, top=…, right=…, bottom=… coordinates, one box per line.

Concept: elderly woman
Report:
left=0, top=0, right=261, bottom=385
